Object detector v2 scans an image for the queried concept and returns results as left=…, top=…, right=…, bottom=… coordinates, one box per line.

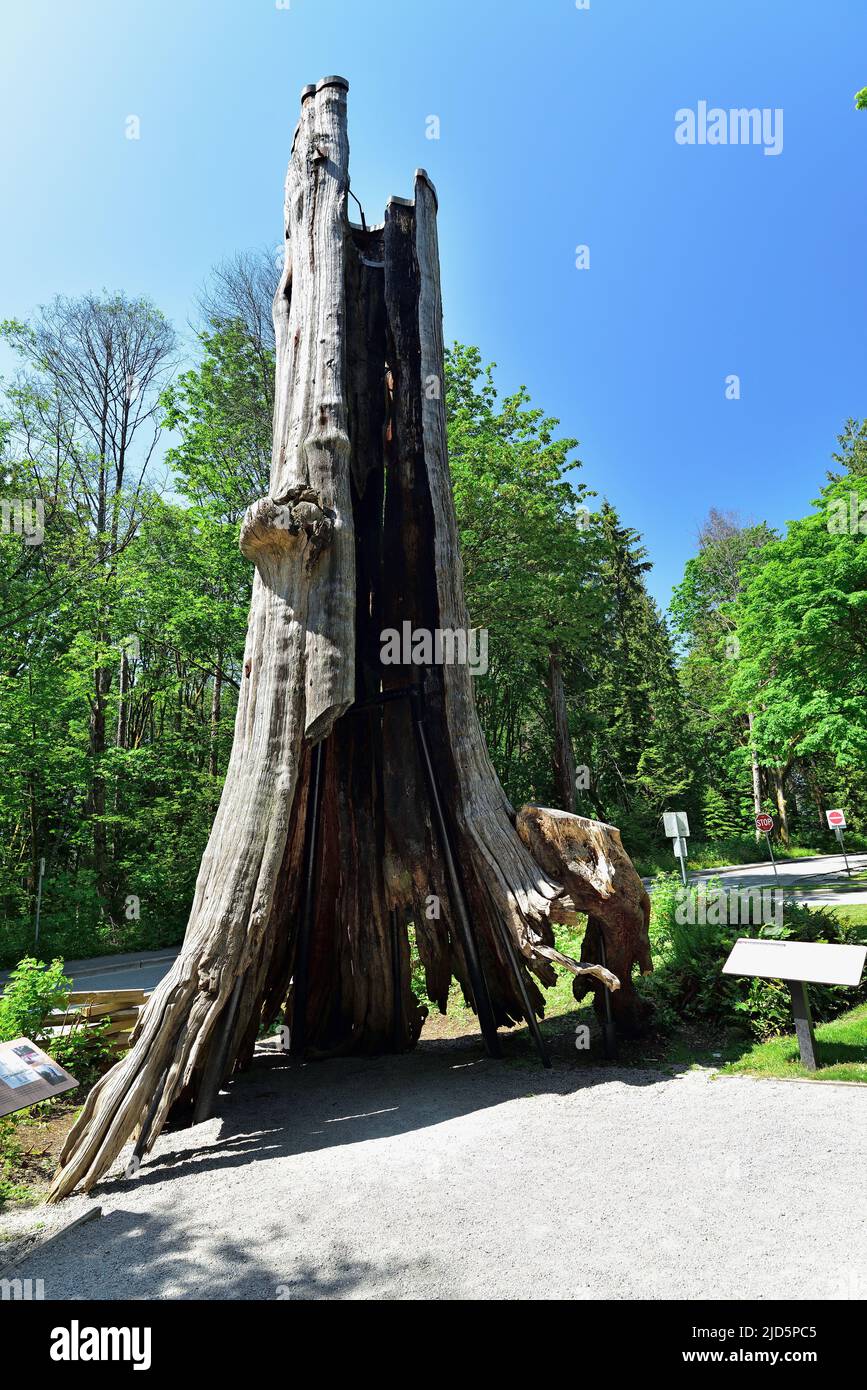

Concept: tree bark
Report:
left=747, top=709, right=763, bottom=841
left=547, top=648, right=577, bottom=813
left=50, top=79, right=649, bottom=1201
left=208, top=658, right=222, bottom=779
left=771, top=765, right=790, bottom=845
left=515, top=805, right=653, bottom=1034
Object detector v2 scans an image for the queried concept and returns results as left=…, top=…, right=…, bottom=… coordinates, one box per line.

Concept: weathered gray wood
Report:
left=516, top=804, right=653, bottom=1033
left=50, top=81, right=651, bottom=1201
left=49, top=78, right=357, bottom=1200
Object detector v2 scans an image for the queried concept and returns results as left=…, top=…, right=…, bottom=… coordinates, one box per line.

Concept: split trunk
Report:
left=50, top=78, right=652, bottom=1201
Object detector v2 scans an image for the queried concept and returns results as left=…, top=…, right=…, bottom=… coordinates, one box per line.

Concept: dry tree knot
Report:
left=240, top=488, right=335, bottom=569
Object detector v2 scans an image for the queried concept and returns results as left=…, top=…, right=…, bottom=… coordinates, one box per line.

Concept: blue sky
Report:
left=1, top=0, right=865, bottom=606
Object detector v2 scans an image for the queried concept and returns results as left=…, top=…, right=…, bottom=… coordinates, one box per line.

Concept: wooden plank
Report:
left=46, top=1004, right=141, bottom=1024
left=67, top=989, right=147, bottom=1006
left=100, top=1016, right=140, bottom=1038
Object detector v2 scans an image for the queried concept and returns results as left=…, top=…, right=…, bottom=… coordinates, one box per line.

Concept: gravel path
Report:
left=8, top=1039, right=866, bottom=1301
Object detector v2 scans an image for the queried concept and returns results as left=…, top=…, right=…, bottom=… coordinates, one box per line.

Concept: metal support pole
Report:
left=409, top=683, right=502, bottom=1059
left=788, top=979, right=818, bottom=1071
left=598, top=932, right=618, bottom=1061
left=493, top=913, right=552, bottom=1069
left=836, top=828, right=852, bottom=877
left=390, top=907, right=404, bottom=1052
left=290, top=737, right=326, bottom=1059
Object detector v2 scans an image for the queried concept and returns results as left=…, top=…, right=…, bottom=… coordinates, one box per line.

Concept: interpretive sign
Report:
left=0, top=1037, right=78, bottom=1118
left=723, top=938, right=867, bottom=1069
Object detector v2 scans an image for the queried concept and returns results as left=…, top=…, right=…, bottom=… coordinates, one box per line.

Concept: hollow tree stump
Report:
left=49, top=78, right=650, bottom=1201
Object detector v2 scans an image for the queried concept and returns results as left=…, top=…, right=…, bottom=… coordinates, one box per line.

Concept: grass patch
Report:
left=722, top=1002, right=867, bottom=1083
left=828, top=904, right=867, bottom=936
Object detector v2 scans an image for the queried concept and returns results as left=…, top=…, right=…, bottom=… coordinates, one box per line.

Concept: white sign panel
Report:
left=663, top=811, right=690, bottom=839
left=826, top=809, right=846, bottom=829
left=723, top=937, right=867, bottom=988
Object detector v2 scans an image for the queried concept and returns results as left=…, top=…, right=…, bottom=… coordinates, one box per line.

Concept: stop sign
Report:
left=755, top=813, right=774, bottom=833
left=827, top=809, right=846, bottom=829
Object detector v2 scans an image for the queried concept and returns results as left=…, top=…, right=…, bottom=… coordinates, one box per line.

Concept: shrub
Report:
left=0, top=957, right=71, bottom=1042
left=640, top=877, right=866, bottom=1041
left=0, top=956, right=114, bottom=1086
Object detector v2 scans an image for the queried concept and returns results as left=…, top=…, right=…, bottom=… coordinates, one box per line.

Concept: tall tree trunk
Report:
left=747, top=709, right=763, bottom=842
left=547, top=648, right=576, bottom=813
left=208, top=659, right=223, bottom=780
left=50, top=79, right=649, bottom=1201
left=771, top=765, right=790, bottom=845
left=89, top=664, right=110, bottom=904
left=116, top=647, right=130, bottom=750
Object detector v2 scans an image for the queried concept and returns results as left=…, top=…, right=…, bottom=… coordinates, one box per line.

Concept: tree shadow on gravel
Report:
left=84, top=1032, right=690, bottom=1198
left=10, top=1203, right=436, bottom=1300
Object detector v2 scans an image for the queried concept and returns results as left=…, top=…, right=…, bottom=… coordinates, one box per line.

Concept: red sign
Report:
left=827, top=809, right=846, bottom=829
left=755, top=813, right=774, bottom=833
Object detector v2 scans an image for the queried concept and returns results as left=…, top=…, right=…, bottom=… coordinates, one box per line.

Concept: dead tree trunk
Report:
left=516, top=805, right=653, bottom=1034
left=49, top=78, right=648, bottom=1201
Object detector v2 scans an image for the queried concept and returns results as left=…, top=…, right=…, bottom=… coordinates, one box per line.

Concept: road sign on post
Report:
left=826, top=809, right=851, bottom=876
left=663, top=811, right=690, bottom=886
left=754, top=813, right=779, bottom=880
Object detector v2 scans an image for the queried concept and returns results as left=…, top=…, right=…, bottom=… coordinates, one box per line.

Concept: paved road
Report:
left=652, top=852, right=867, bottom=906
left=7, top=1040, right=866, bottom=1301
left=0, top=947, right=180, bottom=995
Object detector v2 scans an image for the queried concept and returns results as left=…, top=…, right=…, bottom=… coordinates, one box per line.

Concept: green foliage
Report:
left=0, top=957, right=70, bottom=1043
left=642, top=883, right=867, bottom=1040
left=1, top=249, right=865, bottom=1045
left=725, top=1001, right=867, bottom=1083
left=731, top=470, right=867, bottom=779
left=0, top=303, right=248, bottom=963
left=446, top=345, right=695, bottom=835
left=856, top=87, right=867, bottom=111
left=0, top=956, right=114, bottom=1088
left=0, top=1116, right=33, bottom=1208
left=701, top=787, right=743, bottom=840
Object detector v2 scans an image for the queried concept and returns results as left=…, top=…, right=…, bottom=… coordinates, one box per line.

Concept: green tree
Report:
left=731, top=470, right=867, bottom=836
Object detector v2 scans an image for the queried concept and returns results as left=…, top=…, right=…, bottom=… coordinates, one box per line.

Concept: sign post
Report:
left=826, top=809, right=850, bottom=877
left=663, top=811, right=690, bottom=886
left=754, top=812, right=778, bottom=881
left=723, top=938, right=867, bottom=1070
